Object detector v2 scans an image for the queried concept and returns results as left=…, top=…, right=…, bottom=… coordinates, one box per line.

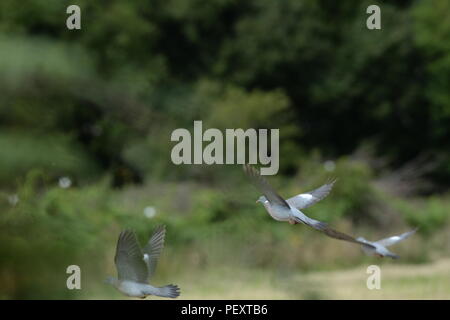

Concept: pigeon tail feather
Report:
left=155, top=284, right=180, bottom=298
left=386, top=252, right=399, bottom=259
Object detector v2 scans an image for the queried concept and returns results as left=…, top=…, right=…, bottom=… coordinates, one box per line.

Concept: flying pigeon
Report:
left=357, top=229, right=418, bottom=259
left=244, top=164, right=375, bottom=248
left=106, top=225, right=180, bottom=298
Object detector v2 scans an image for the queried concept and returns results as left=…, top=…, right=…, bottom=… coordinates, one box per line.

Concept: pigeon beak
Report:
left=255, top=200, right=259, bottom=203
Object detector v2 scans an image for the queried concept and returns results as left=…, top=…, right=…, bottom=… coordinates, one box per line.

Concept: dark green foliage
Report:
left=0, top=1, right=449, bottom=183
left=0, top=0, right=449, bottom=299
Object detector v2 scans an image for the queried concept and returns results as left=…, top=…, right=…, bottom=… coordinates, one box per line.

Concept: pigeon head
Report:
left=256, top=195, right=267, bottom=204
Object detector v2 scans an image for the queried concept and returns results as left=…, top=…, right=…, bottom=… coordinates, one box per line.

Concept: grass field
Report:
left=89, top=258, right=450, bottom=300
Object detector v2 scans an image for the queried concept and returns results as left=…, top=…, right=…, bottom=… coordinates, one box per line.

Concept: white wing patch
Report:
left=286, top=180, right=336, bottom=210
left=375, top=229, right=417, bottom=247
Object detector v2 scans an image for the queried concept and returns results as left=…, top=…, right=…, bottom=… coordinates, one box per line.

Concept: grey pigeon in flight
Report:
left=106, top=225, right=180, bottom=298
left=244, top=164, right=375, bottom=248
left=357, top=229, right=418, bottom=259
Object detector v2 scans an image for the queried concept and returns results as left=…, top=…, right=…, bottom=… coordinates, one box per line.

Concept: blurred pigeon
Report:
left=106, top=225, right=180, bottom=298
left=244, top=164, right=375, bottom=248
left=357, top=229, right=418, bottom=259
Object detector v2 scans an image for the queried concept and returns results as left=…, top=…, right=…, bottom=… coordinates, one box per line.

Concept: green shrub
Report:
left=0, top=131, right=99, bottom=186
left=394, top=196, right=450, bottom=236
left=0, top=171, right=121, bottom=298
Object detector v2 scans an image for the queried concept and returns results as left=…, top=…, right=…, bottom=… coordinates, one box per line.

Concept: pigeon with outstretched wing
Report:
left=244, top=164, right=375, bottom=248
left=106, top=226, right=180, bottom=298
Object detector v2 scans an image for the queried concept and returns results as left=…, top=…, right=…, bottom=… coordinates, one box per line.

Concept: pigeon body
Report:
left=115, top=280, right=179, bottom=298
left=258, top=195, right=327, bottom=227
left=245, top=164, right=374, bottom=248
left=357, top=229, right=417, bottom=259
left=106, top=226, right=180, bottom=298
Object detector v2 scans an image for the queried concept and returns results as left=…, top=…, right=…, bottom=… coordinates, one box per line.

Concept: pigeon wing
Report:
left=243, top=164, right=290, bottom=209
left=376, top=229, right=417, bottom=247
left=286, top=179, right=337, bottom=209
left=294, top=215, right=376, bottom=248
left=319, top=226, right=376, bottom=248
left=143, top=225, right=166, bottom=280
left=114, top=230, right=148, bottom=283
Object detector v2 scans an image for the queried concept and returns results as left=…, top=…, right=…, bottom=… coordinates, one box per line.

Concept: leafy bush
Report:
left=0, top=131, right=99, bottom=186
left=0, top=171, right=121, bottom=298
left=394, top=196, right=450, bottom=236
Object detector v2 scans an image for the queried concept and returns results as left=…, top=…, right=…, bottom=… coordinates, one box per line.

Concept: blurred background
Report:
left=0, top=0, right=449, bottom=299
